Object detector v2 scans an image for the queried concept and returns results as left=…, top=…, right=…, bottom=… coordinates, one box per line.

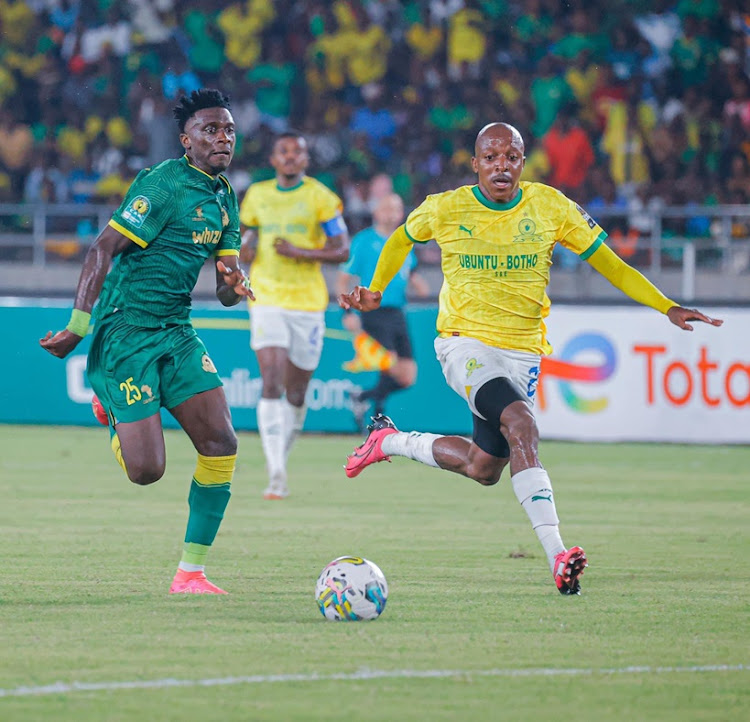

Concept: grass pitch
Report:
left=0, top=425, right=748, bottom=721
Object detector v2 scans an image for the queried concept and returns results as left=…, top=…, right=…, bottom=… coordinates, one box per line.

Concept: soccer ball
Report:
left=315, top=556, right=388, bottom=621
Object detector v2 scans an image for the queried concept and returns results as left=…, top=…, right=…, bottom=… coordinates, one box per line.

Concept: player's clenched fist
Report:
left=39, top=329, right=83, bottom=359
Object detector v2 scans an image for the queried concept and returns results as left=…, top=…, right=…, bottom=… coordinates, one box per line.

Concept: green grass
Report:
left=0, top=425, right=748, bottom=721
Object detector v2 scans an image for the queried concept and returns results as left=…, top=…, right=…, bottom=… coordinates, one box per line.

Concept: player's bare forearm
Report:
left=216, top=258, right=254, bottom=306
left=274, top=233, right=349, bottom=263
left=239, top=227, right=258, bottom=265
left=73, top=226, right=131, bottom=312
left=40, top=225, right=130, bottom=358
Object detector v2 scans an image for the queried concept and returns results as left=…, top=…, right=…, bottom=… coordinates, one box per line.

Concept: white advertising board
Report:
left=536, top=306, right=748, bottom=444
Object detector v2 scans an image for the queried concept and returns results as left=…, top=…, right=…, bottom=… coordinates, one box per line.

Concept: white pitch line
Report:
left=0, top=664, right=746, bottom=698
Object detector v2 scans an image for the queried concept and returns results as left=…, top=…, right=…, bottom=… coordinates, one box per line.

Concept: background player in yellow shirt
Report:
left=240, top=132, right=349, bottom=500
left=339, top=122, right=722, bottom=596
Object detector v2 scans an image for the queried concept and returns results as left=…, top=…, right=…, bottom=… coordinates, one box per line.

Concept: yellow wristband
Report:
left=66, top=309, right=91, bottom=337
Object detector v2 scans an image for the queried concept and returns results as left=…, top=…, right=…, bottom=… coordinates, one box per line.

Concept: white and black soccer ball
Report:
left=315, top=556, right=388, bottom=621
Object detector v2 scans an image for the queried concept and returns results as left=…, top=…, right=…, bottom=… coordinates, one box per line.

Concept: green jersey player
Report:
left=40, top=89, right=254, bottom=595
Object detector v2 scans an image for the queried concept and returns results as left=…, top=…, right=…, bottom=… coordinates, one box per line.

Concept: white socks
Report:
left=258, top=398, right=306, bottom=494
left=381, top=431, right=441, bottom=468
left=283, top=400, right=307, bottom=461
left=511, top=467, right=565, bottom=571
left=257, top=398, right=286, bottom=485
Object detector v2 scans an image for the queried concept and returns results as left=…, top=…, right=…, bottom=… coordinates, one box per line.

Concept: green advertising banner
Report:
left=7, top=302, right=471, bottom=434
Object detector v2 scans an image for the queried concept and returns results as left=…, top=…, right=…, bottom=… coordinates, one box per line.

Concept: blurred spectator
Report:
left=601, top=84, right=657, bottom=191
left=343, top=7, right=391, bottom=87
left=723, top=74, right=750, bottom=131
left=180, top=1, right=225, bottom=82
left=726, top=152, right=750, bottom=200
left=530, top=54, right=574, bottom=138
left=24, top=148, right=69, bottom=203
left=136, top=95, right=183, bottom=166
left=162, top=53, right=201, bottom=100
left=447, top=0, right=487, bottom=81
left=551, top=8, right=606, bottom=63
left=218, top=0, right=275, bottom=70
left=246, top=39, right=297, bottom=132
left=405, top=4, right=443, bottom=63
left=0, top=0, right=744, bottom=266
left=588, top=172, right=638, bottom=260
left=542, top=102, right=594, bottom=194
left=0, top=108, right=34, bottom=197
left=634, top=0, right=682, bottom=76
left=67, top=151, right=101, bottom=204
left=349, top=83, right=397, bottom=162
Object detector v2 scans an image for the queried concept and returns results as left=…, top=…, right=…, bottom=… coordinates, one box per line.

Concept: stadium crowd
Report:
left=0, top=0, right=748, bottom=256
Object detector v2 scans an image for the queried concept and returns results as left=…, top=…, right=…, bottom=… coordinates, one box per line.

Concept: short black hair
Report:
left=272, top=130, right=305, bottom=148
left=173, top=89, right=231, bottom=133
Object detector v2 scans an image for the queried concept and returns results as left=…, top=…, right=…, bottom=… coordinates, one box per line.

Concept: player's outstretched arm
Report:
left=39, top=225, right=131, bottom=359
left=586, top=243, right=723, bottom=330
left=273, top=231, right=350, bottom=264
left=216, top=258, right=254, bottom=306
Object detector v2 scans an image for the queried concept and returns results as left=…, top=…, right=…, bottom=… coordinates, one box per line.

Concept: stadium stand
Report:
left=0, top=0, right=748, bottom=299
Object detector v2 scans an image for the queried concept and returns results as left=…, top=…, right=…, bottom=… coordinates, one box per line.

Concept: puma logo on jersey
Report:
left=459, top=224, right=475, bottom=236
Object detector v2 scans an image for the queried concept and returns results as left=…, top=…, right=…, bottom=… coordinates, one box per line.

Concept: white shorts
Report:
left=250, top=305, right=325, bottom=371
left=434, top=336, right=541, bottom=419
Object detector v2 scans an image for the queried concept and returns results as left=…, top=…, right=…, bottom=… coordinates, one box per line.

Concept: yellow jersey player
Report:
left=240, top=132, right=349, bottom=500
left=339, top=122, right=722, bottom=596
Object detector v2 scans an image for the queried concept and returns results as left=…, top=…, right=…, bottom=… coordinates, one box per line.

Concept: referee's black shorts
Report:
left=360, top=306, right=413, bottom=360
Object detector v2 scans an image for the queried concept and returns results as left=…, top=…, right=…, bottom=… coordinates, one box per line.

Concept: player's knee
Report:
left=200, top=428, right=238, bottom=458
left=466, top=459, right=507, bottom=486
left=127, top=462, right=165, bottom=486
left=261, top=381, right=284, bottom=398
left=468, top=465, right=501, bottom=486
left=286, top=388, right=306, bottom=407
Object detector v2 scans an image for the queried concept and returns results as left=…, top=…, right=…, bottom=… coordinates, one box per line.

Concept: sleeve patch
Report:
left=575, top=203, right=597, bottom=230
left=120, top=196, right=151, bottom=228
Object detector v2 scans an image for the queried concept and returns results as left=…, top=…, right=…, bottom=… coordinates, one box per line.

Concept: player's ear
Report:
left=471, top=156, right=478, bottom=173
left=179, top=133, right=190, bottom=150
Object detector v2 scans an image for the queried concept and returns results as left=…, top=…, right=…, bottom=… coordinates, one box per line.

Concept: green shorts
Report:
left=87, top=313, right=223, bottom=425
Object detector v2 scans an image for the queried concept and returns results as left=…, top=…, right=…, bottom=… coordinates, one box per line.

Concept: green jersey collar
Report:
left=182, top=155, right=230, bottom=192
left=472, top=184, right=523, bottom=211
left=276, top=178, right=305, bottom=192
